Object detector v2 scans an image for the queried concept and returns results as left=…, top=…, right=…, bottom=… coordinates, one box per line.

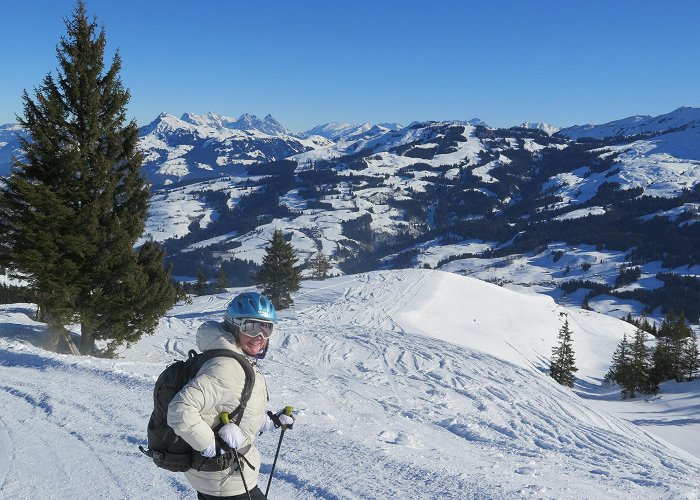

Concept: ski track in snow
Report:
left=1, top=270, right=700, bottom=499
left=0, top=346, right=183, bottom=499
left=273, top=325, right=699, bottom=498
left=264, top=273, right=700, bottom=498
left=0, top=415, right=12, bottom=493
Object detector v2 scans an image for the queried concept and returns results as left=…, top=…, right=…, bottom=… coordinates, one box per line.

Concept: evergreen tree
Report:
left=549, top=319, right=578, bottom=387
left=88, top=242, right=178, bottom=355
left=626, top=328, right=653, bottom=398
left=649, top=337, right=671, bottom=389
left=215, top=265, right=228, bottom=293
left=194, top=269, right=208, bottom=296
left=309, top=251, right=332, bottom=280
left=605, top=332, right=631, bottom=388
left=652, top=310, right=692, bottom=382
left=682, top=331, right=700, bottom=381
left=256, top=229, right=300, bottom=309
left=0, top=2, right=176, bottom=354
left=671, top=312, right=693, bottom=381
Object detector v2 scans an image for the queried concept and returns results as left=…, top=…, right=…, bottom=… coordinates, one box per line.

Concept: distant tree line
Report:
left=0, top=283, right=36, bottom=304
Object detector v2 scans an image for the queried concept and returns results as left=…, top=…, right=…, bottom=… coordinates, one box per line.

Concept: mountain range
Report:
left=2, top=108, right=700, bottom=326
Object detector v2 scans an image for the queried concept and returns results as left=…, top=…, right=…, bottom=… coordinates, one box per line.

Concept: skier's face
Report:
left=238, top=332, right=268, bottom=356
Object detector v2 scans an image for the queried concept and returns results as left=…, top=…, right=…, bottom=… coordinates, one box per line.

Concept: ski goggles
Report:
left=234, top=318, right=274, bottom=339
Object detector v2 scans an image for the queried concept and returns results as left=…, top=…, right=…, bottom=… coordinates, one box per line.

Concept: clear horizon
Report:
left=1, top=1, right=699, bottom=132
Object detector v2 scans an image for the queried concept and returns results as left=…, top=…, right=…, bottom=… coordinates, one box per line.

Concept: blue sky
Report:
left=1, top=1, right=699, bottom=132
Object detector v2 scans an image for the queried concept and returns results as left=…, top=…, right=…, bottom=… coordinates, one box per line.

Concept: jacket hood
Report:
left=196, top=320, right=244, bottom=354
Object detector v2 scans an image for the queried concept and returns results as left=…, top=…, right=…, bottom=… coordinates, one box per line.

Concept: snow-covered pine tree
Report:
left=549, top=319, right=578, bottom=387
left=256, top=229, right=301, bottom=309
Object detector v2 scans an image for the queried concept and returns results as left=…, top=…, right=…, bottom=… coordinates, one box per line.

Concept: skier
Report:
left=167, top=291, right=294, bottom=499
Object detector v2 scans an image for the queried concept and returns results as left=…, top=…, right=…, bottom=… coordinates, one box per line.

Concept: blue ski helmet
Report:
left=224, top=291, right=276, bottom=329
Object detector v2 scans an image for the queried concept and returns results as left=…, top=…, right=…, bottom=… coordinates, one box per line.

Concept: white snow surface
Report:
left=558, top=107, right=700, bottom=141
left=1, top=269, right=700, bottom=499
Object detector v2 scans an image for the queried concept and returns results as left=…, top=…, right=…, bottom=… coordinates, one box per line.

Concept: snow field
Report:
left=1, top=269, right=699, bottom=498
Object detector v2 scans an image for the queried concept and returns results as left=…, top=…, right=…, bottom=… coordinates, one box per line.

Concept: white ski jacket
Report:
left=167, top=321, right=268, bottom=496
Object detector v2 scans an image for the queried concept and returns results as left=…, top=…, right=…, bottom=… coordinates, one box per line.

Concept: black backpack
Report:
left=139, top=349, right=255, bottom=472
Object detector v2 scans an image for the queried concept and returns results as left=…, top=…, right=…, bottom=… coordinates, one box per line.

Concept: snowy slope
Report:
left=1, top=269, right=699, bottom=499
left=558, top=107, right=700, bottom=140
left=303, top=122, right=375, bottom=141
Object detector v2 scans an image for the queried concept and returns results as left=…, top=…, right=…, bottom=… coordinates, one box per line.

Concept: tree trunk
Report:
left=61, top=328, right=81, bottom=356
left=44, top=324, right=62, bottom=352
left=80, top=322, right=95, bottom=355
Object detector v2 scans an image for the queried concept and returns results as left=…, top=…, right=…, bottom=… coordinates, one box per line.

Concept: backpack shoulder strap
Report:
left=195, top=348, right=255, bottom=426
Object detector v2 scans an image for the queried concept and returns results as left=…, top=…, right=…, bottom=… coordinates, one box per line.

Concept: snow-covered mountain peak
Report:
left=140, top=112, right=194, bottom=136
left=519, top=121, right=559, bottom=135
left=465, top=117, right=487, bottom=126
left=558, top=106, right=700, bottom=140
left=303, top=121, right=403, bottom=141
left=0, top=122, right=23, bottom=133
left=303, top=122, right=373, bottom=141
left=180, top=111, right=230, bottom=129
left=179, top=112, right=289, bottom=136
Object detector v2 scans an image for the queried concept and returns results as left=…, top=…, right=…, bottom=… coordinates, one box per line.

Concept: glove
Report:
left=200, top=439, right=217, bottom=457
left=218, top=423, right=245, bottom=449
left=259, top=409, right=295, bottom=434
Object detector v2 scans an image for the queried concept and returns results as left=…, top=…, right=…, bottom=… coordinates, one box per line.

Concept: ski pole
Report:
left=232, top=450, right=252, bottom=500
left=265, top=405, right=294, bottom=497
left=221, top=412, right=252, bottom=500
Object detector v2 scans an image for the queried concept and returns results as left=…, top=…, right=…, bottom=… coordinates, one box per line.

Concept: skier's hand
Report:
left=260, top=409, right=295, bottom=434
left=218, top=423, right=245, bottom=449
left=200, top=439, right=217, bottom=457
left=278, top=410, right=294, bottom=429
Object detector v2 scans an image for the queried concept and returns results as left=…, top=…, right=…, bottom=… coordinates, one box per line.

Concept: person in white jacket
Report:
left=167, top=291, right=294, bottom=499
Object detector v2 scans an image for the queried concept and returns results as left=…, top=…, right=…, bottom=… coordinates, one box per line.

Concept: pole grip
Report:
left=282, top=405, right=294, bottom=430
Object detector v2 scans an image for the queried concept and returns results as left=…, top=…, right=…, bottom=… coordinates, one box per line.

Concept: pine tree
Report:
left=215, top=265, right=228, bottom=293
left=605, top=333, right=631, bottom=387
left=671, top=312, right=693, bottom=381
left=626, top=328, right=653, bottom=398
left=256, top=229, right=300, bottom=309
left=550, top=319, right=578, bottom=387
left=88, top=242, right=178, bottom=355
left=682, top=331, right=700, bottom=381
left=649, top=338, right=670, bottom=389
left=0, top=2, right=176, bottom=354
left=652, top=311, right=693, bottom=383
left=194, top=269, right=208, bottom=296
left=309, top=251, right=332, bottom=280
